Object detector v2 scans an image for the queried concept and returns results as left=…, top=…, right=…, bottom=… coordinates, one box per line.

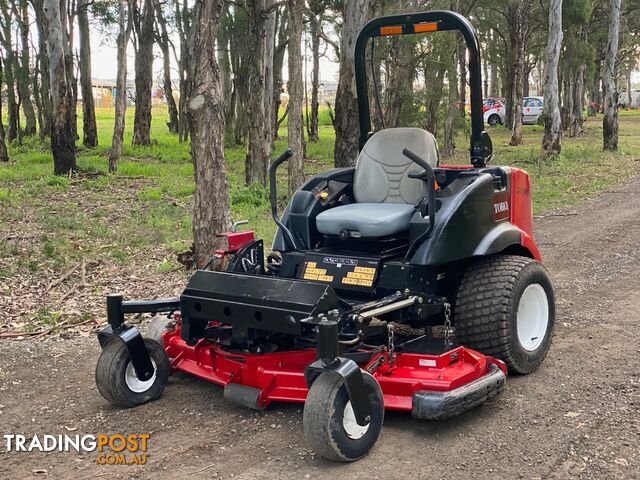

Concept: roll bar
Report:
left=354, top=10, right=493, bottom=168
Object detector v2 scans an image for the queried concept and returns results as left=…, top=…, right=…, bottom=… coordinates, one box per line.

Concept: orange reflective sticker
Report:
left=414, top=22, right=438, bottom=33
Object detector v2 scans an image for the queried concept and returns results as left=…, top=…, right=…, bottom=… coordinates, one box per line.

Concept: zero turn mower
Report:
left=95, top=10, right=554, bottom=462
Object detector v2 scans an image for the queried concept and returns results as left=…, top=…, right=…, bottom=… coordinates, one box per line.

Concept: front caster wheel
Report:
left=95, top=339, right=169, bottom=408
left=303, top=371, right=384, bottom=462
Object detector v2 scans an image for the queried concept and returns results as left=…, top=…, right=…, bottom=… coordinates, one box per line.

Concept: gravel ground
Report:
left=1, top=175, right=639, bottom=479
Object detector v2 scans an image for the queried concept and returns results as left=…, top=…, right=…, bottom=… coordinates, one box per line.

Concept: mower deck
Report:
left=163, top=325, right=506, bottom=418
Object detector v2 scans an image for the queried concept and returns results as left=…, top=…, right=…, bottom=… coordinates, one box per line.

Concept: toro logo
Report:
left=492, top=191, right=510, bottom=221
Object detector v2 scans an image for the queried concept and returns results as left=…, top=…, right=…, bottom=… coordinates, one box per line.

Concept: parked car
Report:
left=483, top=98, right=506, bottom=126
left=522, top=96, right=544, bottom=124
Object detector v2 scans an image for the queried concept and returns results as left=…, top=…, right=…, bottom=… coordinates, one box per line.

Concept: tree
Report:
left=602, top=0, right=620, bottom=151
left=110, top=0, right=133, bottom=172
left=0, top=2, right=19, bottom=142
left=0, top=59, right=9, bottom=162
left=43, top=0, right=76, bottom=174
left=541, top=0, right=563, bottom=157
left=32, top=0, right=52, bottom=140
left=333, top=0, right=370, bottom=168
left=187, top=0, right=232, bottom=268
left=78, top=0, right=98, bottom=147
left=244, top=1, right=278, bottom=186
left=287, top=0, right=304, bottom=196
left=508, top=1, right=532, bottom=147
left=16, top=0, right=37, bottom=137
left=132, top=0, right=155, bottom=146
left=154, top=0, right=179, bottom=134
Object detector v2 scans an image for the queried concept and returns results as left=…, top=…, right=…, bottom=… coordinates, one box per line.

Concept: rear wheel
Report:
left=488, top=114, right=501, bottom=126
left=303, top=371, right=384, bottom=462
left=454, top=255, right=555, bottom=374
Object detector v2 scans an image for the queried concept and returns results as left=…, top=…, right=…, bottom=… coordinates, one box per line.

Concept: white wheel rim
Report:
left=517, top=284, right=549, bottom=351
left=125, top=359, right=157, bottom=393
left=342, top=401, right=370, bottom=440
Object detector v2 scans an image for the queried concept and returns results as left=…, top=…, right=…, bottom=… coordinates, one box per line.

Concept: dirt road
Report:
left=1, top=175, right=639, bottom=479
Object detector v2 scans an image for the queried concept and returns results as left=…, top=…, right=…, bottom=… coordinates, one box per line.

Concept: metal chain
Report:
left=443, top=302, right=453, bottom=345
left=387, top=323, right=395, bottom=366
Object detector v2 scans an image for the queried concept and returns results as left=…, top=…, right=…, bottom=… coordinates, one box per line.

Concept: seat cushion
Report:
left=316, top=203, right=416, bottom=238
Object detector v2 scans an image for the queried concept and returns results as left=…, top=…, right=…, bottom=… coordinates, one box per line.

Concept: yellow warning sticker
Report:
left=354, top=266, right=376, bottom=274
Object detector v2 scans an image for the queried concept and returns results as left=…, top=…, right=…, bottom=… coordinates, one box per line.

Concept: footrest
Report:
left=411, top=363, right=506, bottom=420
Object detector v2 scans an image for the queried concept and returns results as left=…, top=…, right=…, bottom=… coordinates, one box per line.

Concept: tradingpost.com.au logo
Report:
left=3, top=433, right=151, bottom=465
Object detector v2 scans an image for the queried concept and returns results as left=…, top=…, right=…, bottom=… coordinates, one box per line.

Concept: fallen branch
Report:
left=187, top=464, right=217, bottom=475
left=46, top=263, right=79, bottom=292
left=534, top=212, right=579, bottom=219
left=0, top=317, right=98, bottom=339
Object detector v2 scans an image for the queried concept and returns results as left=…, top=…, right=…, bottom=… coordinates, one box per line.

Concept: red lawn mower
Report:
left=95, top=11, right=554, bottom=462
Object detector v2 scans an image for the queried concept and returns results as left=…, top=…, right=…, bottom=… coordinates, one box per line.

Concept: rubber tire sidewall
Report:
left=303, top=371, right=384, bottom=462
left=488, top=114, right=501, bottom=126
left=96, top=338, right=169, bottom=408
left=454, top=256, right=555, bottom=375
left=507, top=262, right=555, bottom=373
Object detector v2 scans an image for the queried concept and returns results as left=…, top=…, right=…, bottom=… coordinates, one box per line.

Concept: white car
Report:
left=483, top=98, right=506, bottom=127
left=523, top=96, right=544, bottom=125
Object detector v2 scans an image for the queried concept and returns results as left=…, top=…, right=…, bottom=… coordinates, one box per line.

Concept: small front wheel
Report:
left=96, top=339, right=169, bottom=408
left=303, top=371, right=384, bottom=462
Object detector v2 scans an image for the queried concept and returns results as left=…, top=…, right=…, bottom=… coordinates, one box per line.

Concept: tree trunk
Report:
left=78, top=0, right=98, bottom=147
left=602, top=0, right=620, bottom=151
left=457, top=36, right=466, bottom=117
left=508, top=2, right=529, bottom=147
left=333, top=0, right=369, bottom=168
left=217, top=10, right=234, bottom=131
left=132, top=0, right=154, bottom=146
left=155, top=0, right=180, bottom=134
left=244, top=1, right=276, bottom=186
left=43, top=0, right=76, bottom=174
left=187, top=0, right=232, bottom=268
left=308, top=10, right=321, bottom=142
left=17, top=0, right=37, bottom=137
left=287, top=0, right=304, bottom=196
left=541, top=0, right=563, bottom=158
left=0, top=3, right=19, bottom=142
left=272, top=12, right=288, bottom=141
left=33, top=0, right=52, bottom=140
left=0, top=60, right=9, bottom=162
left=443, top=62, right=458, bottom=158
left=110, top=0, right=132, bottom=172
left=569, top=65, right=585, bottom=137
left=384, top=36, right=415, bottom=128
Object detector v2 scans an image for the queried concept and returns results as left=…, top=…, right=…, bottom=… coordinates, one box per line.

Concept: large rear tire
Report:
left=454, top=255, right=555, bottom=374
left=303, top=371, right=384, bottom=462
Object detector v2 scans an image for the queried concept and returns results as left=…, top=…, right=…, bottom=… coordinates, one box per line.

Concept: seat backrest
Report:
left=353, top=128, right=439, bottom=204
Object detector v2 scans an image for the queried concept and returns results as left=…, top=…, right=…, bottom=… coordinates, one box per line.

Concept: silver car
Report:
left=522, top=96, right=544, bottom=125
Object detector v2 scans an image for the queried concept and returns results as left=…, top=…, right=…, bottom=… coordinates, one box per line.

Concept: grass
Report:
left=0, top=106, right=639, bottom=278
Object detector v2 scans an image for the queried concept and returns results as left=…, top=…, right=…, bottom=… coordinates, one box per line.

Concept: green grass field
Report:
left=0, top=106, right=639, bottom=278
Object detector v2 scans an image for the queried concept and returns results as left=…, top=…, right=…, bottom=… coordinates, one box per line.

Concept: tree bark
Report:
left=17, top=0, right=37, bottom=137
left=457, top=36, right=466, bottom=117
left=43, top=0, right=76, bottom=174
left=110, top=0, right=133, bottom=172
left=443, top=61, right=458, bottom=158
left=308, top=10, right=321, bottom=142
left=187, top=0, right=232, bottom=268
left=508, top=2, right=530, bottom=147
left=287, top=0, right=304, bottom=196
left=132, top=0, right=154, bottom=146
left=541, top=0, right=563, bottom=158
left=78, top=0, right=98, bottom=147
left=384, top=36, right=416, bottom=128
left=333, top=0, right=369, bottom=168
left=569, top=65, right=585, bottom=137
left=0, top=60, right=9, bottom=162
left=0, top=3, right=19, bottom=142
left=154, top=0, right=179, bottom=134
left=272, top=12, right=288, bottom=141
left=244, top=1, right=276, bottom=186
left=602, top=0, right=620, bottom=151
left=32, top=0, right=52, bottom=140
